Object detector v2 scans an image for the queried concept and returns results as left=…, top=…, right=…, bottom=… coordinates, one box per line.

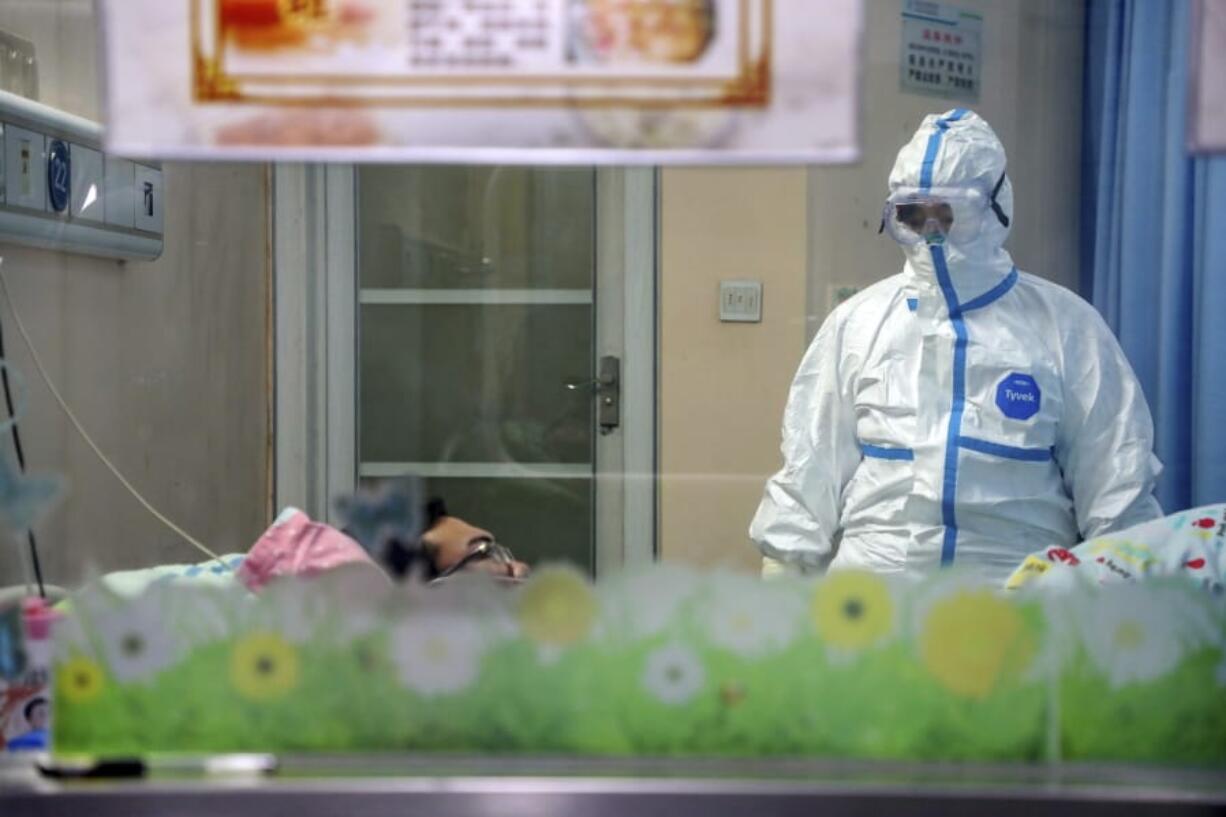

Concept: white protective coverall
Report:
left=750, top=109, right=1163, bottom=584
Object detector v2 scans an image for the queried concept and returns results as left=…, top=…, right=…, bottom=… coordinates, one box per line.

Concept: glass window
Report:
left=357, top=167, right=599, bottom=572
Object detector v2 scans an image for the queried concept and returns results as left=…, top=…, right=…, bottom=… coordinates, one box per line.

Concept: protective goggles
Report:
left=880, top=174, right=1010, bottom=246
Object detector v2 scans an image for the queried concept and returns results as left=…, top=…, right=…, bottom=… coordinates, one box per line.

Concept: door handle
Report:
left=564, top=356, right=620, bottom=435
left=563, top=375, right=615, bottom=393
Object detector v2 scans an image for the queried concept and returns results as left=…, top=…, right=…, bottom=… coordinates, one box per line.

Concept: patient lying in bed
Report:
left=87, top=501, right=528, bottom=601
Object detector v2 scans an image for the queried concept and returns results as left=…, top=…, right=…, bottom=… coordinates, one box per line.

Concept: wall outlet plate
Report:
left=719, top=279, right=763, bottom=323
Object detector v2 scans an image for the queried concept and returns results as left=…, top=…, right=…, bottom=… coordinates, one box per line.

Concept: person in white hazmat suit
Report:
left=750, top=109, right=1163, bottom=585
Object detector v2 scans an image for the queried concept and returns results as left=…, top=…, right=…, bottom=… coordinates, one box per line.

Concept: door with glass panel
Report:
left=348, top=166, right=655, bottom=576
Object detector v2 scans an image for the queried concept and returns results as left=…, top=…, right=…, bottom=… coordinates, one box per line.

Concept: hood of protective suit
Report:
left=888, top=109, right=1014, bottom=302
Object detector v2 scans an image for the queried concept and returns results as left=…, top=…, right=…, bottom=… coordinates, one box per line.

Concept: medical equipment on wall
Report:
left=0, top=89, right=163, bottom=261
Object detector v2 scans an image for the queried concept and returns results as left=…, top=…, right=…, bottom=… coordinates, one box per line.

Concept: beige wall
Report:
left=657, top=0, right=1085, bottom=571
left=658, top=168, right=809, bottom=572
left=0, top=1, right=270, bottom=589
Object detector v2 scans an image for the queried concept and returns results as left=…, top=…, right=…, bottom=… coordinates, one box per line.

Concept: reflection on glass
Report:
left=359, top=166, right=594, bottom=290
left=360, top=304, right=593, bottom=464
left=357, top=166, right=596, bottom=573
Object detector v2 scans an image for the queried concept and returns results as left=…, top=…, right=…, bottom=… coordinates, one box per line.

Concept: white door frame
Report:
left=272, top=164, right=356, bottom=524
left=273, top=164, right=656, bottom=569
left=595, top=167, right=657, bottom=573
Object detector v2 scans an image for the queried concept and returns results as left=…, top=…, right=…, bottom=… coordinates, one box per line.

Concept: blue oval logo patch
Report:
left=47, top=139, right=71, bottom=213
left=996, top=372, right=1041, bottom=421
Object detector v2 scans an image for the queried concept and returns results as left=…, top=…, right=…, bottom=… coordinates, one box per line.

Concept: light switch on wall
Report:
left=719, top=279, right=763, bottom=323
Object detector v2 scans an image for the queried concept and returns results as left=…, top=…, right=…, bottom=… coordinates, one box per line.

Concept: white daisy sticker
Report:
left=598, top=564, right=698, bottom=640
left=255, top=580, right=326, bottom=645
left=698, top=574, right=803, bottom=658
left=1071, top=585, right=1219, bottom=687
left=642, top=643, right=705, bottom=706
left=94, top=596, right=181, bottom=683
left=315, top=565, right=394, bottom=639
left=166, top=585, right=246, bottom=647
left=389, top=614, right=485, bottom=696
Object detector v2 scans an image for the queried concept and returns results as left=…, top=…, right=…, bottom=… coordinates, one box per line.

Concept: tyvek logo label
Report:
left=996, top=372, right=1041, bottom=421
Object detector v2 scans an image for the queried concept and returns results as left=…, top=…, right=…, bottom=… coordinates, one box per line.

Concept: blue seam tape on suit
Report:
left=958, top=436, right=1052, bottom=462
left=919, top=108, right=968, bottom=191
left=960, top=267, right=1018, bottom=312
left=927, top=109, right=973, bottom=566
left=933, top=243, right=967, bottom=567
left=861, top=443, right=916, bottom=461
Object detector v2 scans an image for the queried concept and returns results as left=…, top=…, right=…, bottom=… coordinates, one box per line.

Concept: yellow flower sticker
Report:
left=811, top=571, right=895, bottom=651
left=517, top=566, right=597, bottom=647
left=918, top=590, right=1034, bottom=699
left=230, top=632, right=300, bottom=701
left=58, top=656, right=105, bottom=704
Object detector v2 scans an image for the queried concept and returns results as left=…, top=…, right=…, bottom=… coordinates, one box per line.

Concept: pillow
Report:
left=236, top=506, right=382, bottom=591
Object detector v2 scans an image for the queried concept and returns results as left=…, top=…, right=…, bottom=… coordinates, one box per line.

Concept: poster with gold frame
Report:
left=99, top=0, right=862, bottom=163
